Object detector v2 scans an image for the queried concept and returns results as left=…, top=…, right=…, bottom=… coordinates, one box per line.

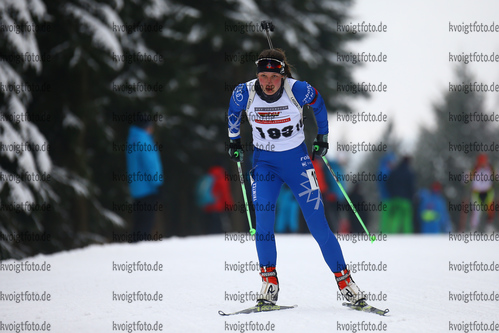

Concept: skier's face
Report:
left=257, top=72, right=283, bottom=95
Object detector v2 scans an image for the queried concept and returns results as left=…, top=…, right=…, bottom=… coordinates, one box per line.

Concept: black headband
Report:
left=255, top=58, right=285, bottom=75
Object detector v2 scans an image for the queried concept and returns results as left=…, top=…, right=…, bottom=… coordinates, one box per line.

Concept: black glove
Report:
left=312, top=134, right=328, bottom=160
left=228, top=138, right=244, bottom=162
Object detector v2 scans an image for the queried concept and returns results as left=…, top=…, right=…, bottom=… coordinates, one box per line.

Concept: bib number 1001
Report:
left=255, top=120, right=303, bottom=140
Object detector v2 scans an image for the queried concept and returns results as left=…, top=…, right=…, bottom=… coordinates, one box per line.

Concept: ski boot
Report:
left=334, top=268, right=365, bottom=305
left=257, top=266, right=279, bottom=305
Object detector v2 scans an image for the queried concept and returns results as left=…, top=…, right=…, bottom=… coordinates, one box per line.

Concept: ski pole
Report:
left=320, top=155, right=376, bottom=243
left=261, top=21, right=274, bottom=49
left=237, top=161, right=256, bottom=235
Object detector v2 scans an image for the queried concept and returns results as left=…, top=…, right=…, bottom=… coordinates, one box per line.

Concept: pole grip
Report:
left=260, top=21, right=274, bottom=49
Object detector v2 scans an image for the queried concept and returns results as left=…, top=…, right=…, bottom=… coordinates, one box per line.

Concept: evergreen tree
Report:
left=412, top=64, right=497, bottom=229
left=1, top=0, right=367, bottom=258
left=0, top=0, right=55, bottom=259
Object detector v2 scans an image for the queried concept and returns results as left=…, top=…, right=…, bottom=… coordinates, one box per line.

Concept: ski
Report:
left=342, top=301, right=389, bottom=316
left=218, top=302, right=297, bottom=316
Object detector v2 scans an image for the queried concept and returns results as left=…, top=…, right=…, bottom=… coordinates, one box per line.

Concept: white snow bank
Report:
left=0, top=234, right=496, bottom=332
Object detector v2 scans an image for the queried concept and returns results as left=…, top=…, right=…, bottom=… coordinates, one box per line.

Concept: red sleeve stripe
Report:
left=309, top=87, right=318, bottom=105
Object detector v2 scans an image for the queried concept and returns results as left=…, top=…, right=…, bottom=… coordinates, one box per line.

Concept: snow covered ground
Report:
left=1, top=234, right=498, bottom=332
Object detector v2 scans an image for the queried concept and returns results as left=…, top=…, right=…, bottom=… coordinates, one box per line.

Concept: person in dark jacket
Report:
left=378, top=152, right=396, bottom=233
left=126, top=119, right=163, bottom=242
left=385, top=156, right=416, bottom=233
left=348, top=183, right=369, bottom=234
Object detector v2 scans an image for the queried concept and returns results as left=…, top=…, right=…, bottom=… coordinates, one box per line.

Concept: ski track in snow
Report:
left=0, top=235, right=497, bottom=332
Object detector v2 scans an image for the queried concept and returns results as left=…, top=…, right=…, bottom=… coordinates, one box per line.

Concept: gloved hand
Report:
left=228, top=138, right=244, bottom=162
left=312, top=134, right=328, bottom=160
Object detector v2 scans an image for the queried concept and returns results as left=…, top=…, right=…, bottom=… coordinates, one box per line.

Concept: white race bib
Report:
left=246, top=79, right=304, bottom=152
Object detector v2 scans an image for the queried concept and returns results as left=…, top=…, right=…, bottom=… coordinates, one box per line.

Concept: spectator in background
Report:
left=275, top=184, right=300, bottom=233
left=126, top=118, right=163, bottom=242
left=417, top=182, right=451, bottom=233
left=378, top=152, right=396, bottom=233
left=199, top=164, right=234, bottom=234
left=468, top=153, right=495, bottom=232
left=322, top=157, right=347, bottom=233
left=385, top=156, right=416, bottom=233
left=347, top=183, right=368, bottom=234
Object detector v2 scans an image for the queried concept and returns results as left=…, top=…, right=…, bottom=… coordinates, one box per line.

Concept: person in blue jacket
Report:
left=417, top=182, right=451, bottom=233
left=275, top=184, right=299, bottom=233
left=126, top=118, right=163, bottom=242
left=227, top=48, right=366, bottom=306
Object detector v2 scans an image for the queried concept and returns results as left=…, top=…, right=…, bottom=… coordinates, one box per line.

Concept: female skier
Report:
left=227, top=48, right=365, bottom=306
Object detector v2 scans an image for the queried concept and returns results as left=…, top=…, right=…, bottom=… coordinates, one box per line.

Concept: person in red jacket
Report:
left=203, top=165, right=234, bottom=233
